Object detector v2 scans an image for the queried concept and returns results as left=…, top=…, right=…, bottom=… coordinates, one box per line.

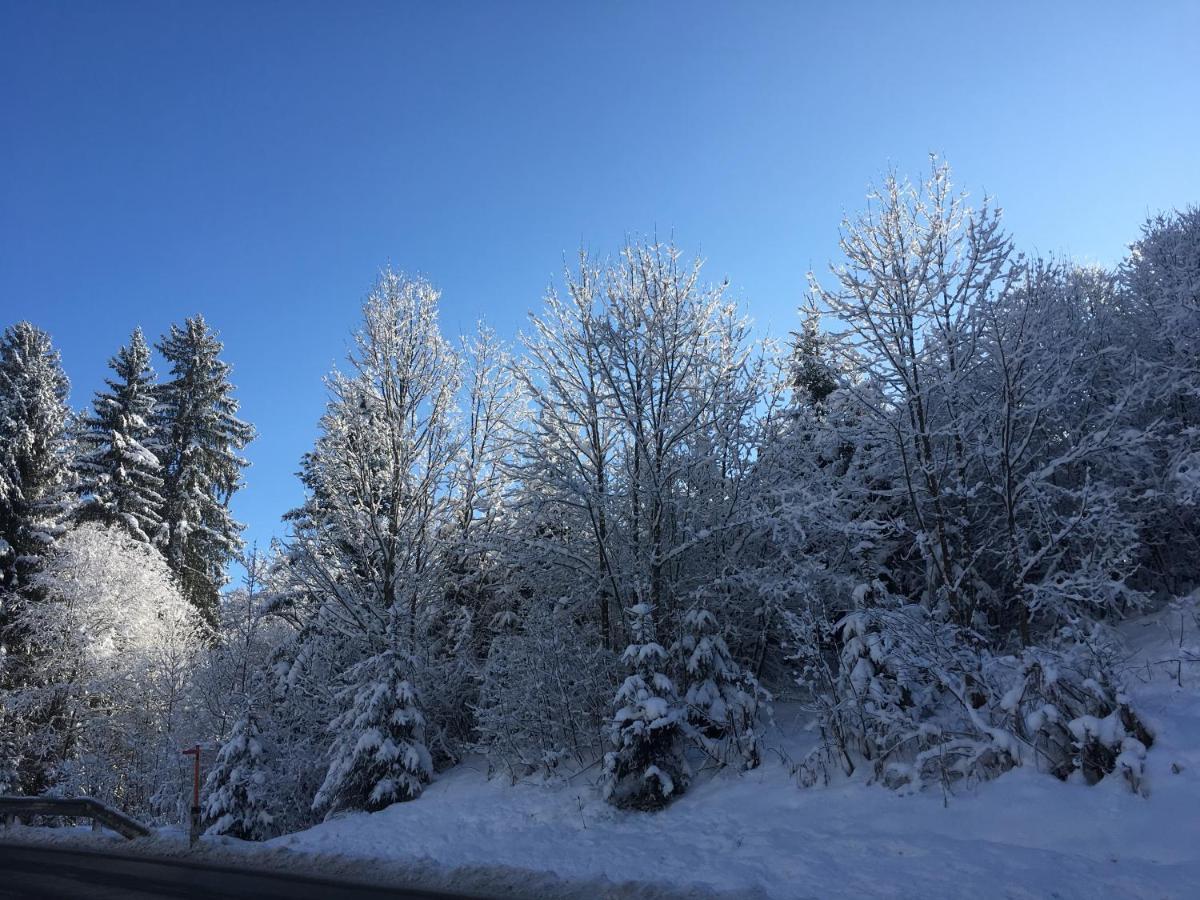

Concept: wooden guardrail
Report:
left=0, top=795, right=150, bottom=839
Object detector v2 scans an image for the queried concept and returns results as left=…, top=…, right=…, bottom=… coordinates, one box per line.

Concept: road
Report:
left=0, top=843, right=486, bottom=899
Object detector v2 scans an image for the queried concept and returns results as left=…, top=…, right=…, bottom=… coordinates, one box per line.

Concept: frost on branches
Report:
left=1, top=165, right=1195, bottom=831
left=474, top=600, right=617, bottom=781
left=314, top=646, right=433, bottom=815
left=15, top=523, right=207, bottom=811
left=787, top=605, right=1153, bottom=794
left=774, top=159, right=1184, bottom=799
left=603, top=603, right=690, bottom=810
left=203, top=706, right=275, bottom=841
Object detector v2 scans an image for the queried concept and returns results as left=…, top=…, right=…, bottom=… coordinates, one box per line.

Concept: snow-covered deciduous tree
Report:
left=0, top=708, right=23, bottom=794
left=277, top=271, right=461, bottom=808
left=74, top=327, right=164, bottom=543
left=314, top=640, right=432, bottom=814
left=808, top=157, right=1018, bottom=630
left=192, top=546, right=286, bottom=748
left=442, top=324, right=524, bottom=647
left=282, top=272, right=460, bottom=650
left=203, top=706, right=275, bottom=841
left=1120, top=208, right=1200, bottom=597
left=156, top=315, right=254, bottom=627
left=773, top=161, right=1172, bottom=798
left=501, top=242, right=779, bottom=788
left=603, top=603, right=689, bottom=810
left=10, top=523, right=207, bottom=813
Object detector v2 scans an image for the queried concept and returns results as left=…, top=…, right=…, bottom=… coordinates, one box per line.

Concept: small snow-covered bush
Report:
left=475, top=602, right=617, bottom=780
left=787, top=601, right=1153, bottom=795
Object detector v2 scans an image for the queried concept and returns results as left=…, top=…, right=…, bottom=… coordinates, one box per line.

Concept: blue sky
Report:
left=2, top=0, right=1198, bottom=563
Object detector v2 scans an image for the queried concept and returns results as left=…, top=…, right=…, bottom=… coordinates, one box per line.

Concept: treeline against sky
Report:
left=1, top=161, right=1197, bottom=836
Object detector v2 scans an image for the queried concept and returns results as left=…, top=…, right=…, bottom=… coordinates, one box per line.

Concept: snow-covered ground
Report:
left=8, top=605, right=1200, bottom=899
left=264, top=604, right=1200, bottom=899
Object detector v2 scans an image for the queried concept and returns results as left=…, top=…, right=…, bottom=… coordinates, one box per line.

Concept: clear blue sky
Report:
left=2, top=0, right=1198, bottom=563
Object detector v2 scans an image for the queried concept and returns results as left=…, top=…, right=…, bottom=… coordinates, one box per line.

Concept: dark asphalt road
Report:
left=0, top=844, right=485, bottom=899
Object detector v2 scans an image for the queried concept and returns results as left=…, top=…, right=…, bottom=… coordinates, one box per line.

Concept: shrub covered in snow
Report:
left=474, top=601, right=617, bottom=781
left=787, top=602, right=1153, bottom=794
left=675, top=604, right=768, bottom=771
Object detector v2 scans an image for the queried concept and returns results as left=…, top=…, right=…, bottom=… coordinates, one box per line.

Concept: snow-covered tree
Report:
left=0, top=708, right=22, bottom=794
left=283, top=273, right=460, bottom=646
left=442, top=324, right=524, bottom=660
left=74, top=327, right=164, bottom=543
left=276, top=271, right=462, bottom=804
left=203, top=706, right=275, bottom=841
left=10, top=523, right=207, bottom=813
left=313, top=642, right=432, bottom=814
left=191, top=546, right=286, bottom=747
left=0, top=322, right=72, bottom=612
left=475, top=599, right=617, bottom=780
left=513, top=255, right=622, bottom=649
left=0, top=322, right=73, bottom=792
left=775, top=161, right=1167, bottom=796
left=156, top=315, right=254, bottom=626
left=603, top=602, right=689, bottom=810
left=808, top=157, right=1018, bottom=630
left=1120, top=207, right=1200, bottom=596
left=675, top=604, right=766, bottom=770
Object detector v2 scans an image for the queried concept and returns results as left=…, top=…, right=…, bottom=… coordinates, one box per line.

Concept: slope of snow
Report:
left=266, top=604, right=1200, bottom=899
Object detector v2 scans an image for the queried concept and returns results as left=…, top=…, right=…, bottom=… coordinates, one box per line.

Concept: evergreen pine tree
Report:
left=0, top=707, right=22, bottom=794
left=155, top=316, right=253, bottom=627
left=676, top=605, right=766, bottom=770
left=74, top=327, right=164, bottom=543
left=202, top=706, right=275, bottom=841
left=0, top=323, right=73, bottom=793
left=790, top=307, right=839, bottom=413
left=0, top=323, right=72, bottom=663
left=313, top=642, right=433, bottom=815
left=603, top=602, right=689, bottom=810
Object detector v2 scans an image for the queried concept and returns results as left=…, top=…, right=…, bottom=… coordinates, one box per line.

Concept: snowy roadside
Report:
left=7, top=607, right=1200, bottom=900
left=255, top=608, right=1200, bottom=899
left=0, top=822, right=736, bottom=899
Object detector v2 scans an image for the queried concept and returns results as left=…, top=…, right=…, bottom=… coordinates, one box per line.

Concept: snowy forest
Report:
left=2, top=162, right=1198, bottom=843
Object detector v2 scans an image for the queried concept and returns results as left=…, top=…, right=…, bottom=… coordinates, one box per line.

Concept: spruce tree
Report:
left=603, top=602, right=689, bottom=810
left=0, top=707, right=22, bottom=794
left=202, top=706, right=275, bottom=841
left=0, top=322, right=72, bottom=661
left=313, top=643, right=433, bottom=815
left=790, top=308, right=839, bottom=411
left=0, top=323, right=73, bottom=793
left=155, top=316, right=253, bottom=627
left=676, top=605, right=766, bottom=770
left=74, top=327, right=164, bottom=543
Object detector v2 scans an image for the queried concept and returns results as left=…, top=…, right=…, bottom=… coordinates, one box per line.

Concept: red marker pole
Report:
left=181, top=745, right=201, bottom=845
